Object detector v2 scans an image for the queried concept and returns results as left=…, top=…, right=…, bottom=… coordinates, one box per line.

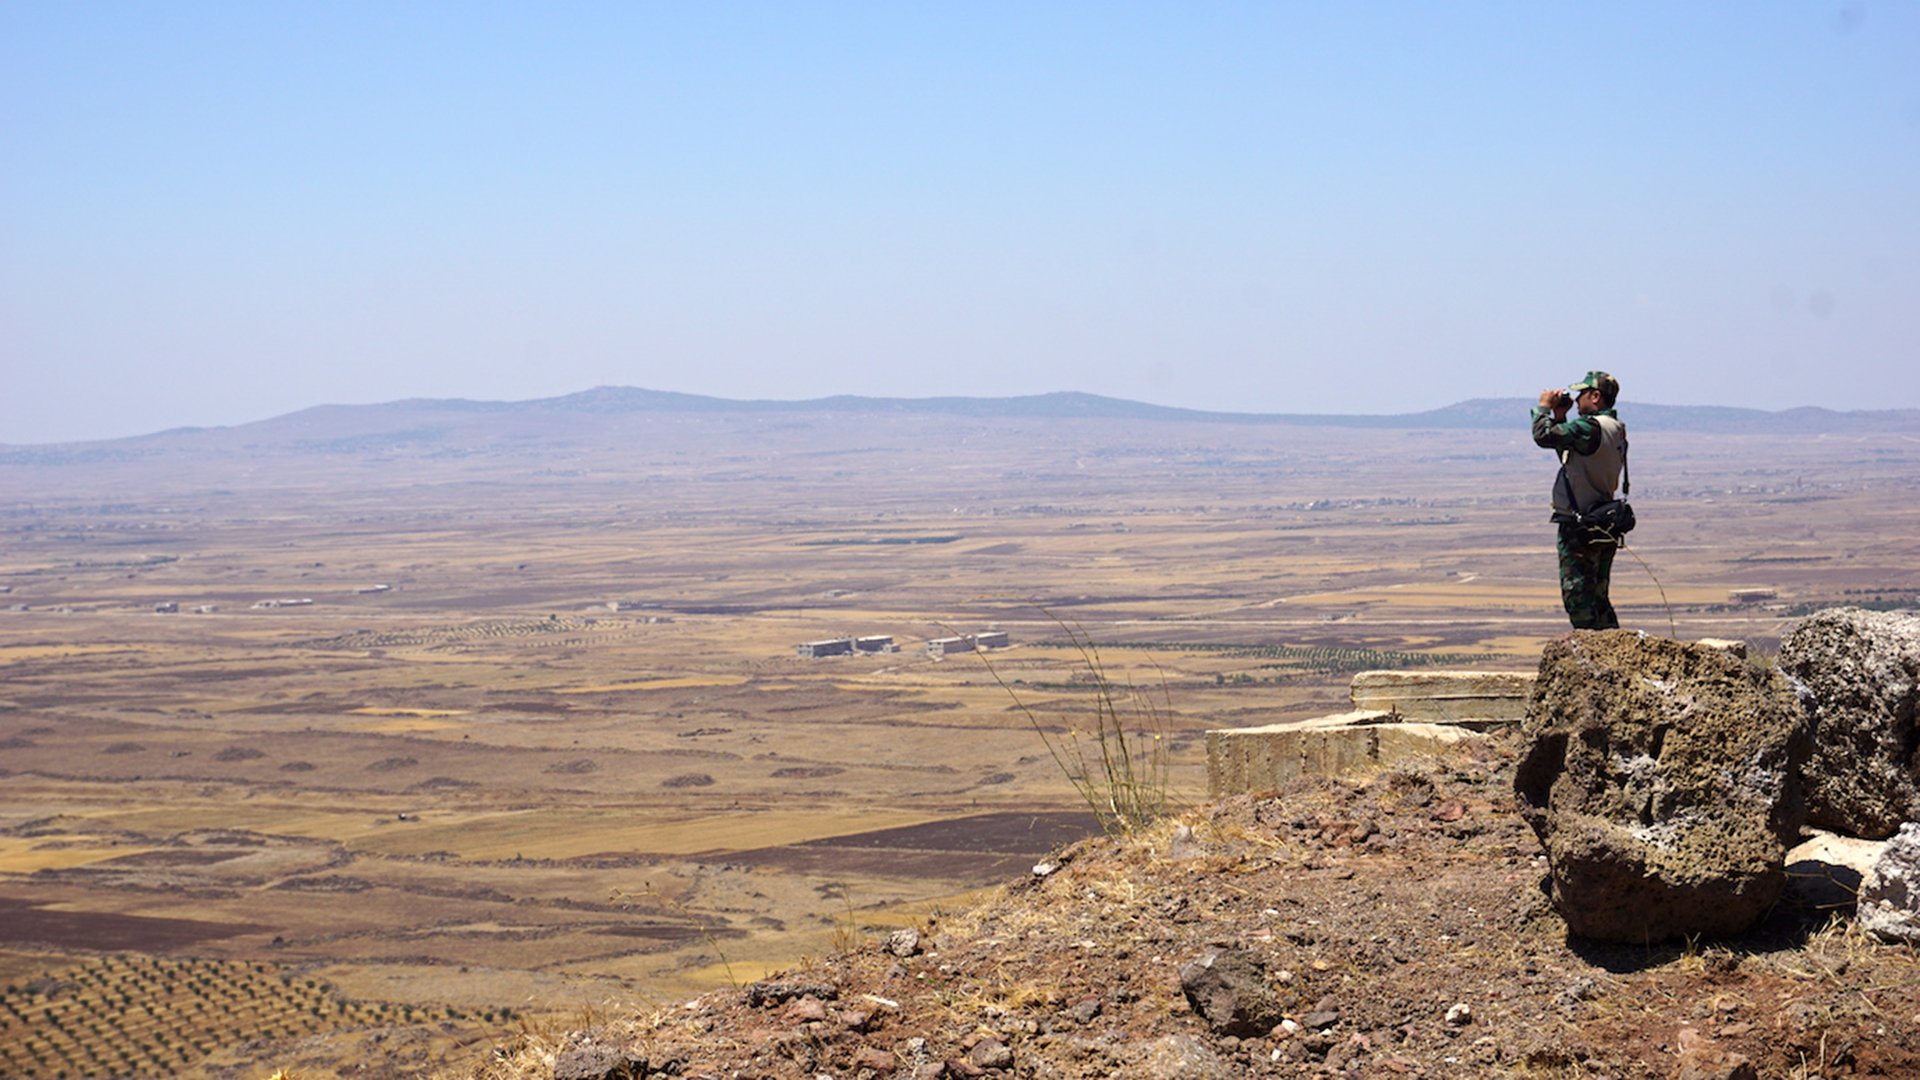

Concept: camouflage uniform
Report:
left=1532, top=373, right=1626, bottom=630
left=1553, top=523, right=1617, bottom=629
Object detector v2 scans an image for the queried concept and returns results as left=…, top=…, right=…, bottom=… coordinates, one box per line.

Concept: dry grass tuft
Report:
left=971, top=609, right=1172, bottom=834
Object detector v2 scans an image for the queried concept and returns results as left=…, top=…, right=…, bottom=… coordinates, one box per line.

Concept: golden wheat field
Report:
left=3, top=411, right=1918, bottom=1076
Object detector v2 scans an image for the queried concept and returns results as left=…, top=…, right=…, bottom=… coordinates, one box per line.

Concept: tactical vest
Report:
left=1553, top=415, right=1626, bottom=514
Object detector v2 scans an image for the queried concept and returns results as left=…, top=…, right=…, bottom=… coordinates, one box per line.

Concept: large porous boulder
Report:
left=1777, top=608, right=1920, bottom=839
left=1858, top=822, right=1920, bottom=945
left=1515, top=631, right=1811, bottom=942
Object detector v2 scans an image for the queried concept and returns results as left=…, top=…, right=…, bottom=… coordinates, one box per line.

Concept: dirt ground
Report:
left=471, top=733, right=1920, bottom=1080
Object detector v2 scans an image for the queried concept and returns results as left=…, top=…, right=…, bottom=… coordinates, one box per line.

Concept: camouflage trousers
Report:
left=1557, top=525, right=1619, bottom=630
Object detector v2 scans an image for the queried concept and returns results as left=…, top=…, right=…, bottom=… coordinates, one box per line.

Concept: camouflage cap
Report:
left=1570, top=370, right=1619, bottom=404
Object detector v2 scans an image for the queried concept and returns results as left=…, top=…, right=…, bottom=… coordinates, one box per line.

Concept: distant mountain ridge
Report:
left=226, top=386, right=1920, bottom=433
left=7, top=387, right=1918, bottom=456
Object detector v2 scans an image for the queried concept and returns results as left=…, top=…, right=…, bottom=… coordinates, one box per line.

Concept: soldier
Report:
left=1532, top=372, right=1627, bottom=629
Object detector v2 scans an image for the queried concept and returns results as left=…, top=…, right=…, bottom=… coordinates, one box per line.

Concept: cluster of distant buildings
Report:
left=794, top=635, right=898, bottom=658
left=146, top=586, right=393, bottom=614
left=794, top=629, right=1010, bottom=659
left=927, top=630, right=1011, bottom=655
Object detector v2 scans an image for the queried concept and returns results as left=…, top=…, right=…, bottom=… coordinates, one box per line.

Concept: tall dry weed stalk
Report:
left=611, top=883, right=740, bottom=990
left=1617, top=543, right=1677, bottom=638
left=827, top=883, right=866, bottom=954
left=971, top=610, right=1172, bottom=834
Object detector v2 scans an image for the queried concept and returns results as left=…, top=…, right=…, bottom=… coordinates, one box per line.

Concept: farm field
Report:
left=3, top=408, right=1918, bottom=1076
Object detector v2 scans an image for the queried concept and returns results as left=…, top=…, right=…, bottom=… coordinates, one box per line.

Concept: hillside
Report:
left=448, top=735, right=1920, bottom=1080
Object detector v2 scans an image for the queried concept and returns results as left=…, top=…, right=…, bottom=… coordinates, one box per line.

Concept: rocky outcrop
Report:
left=1778, top=608, right=1920, bottom=840
left=1515, top=631, right=1811, bottom=942
left=1859, top=822, right=1920, bottom=945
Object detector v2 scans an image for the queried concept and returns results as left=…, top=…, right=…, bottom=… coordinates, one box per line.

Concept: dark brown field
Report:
left=3, top=405, right=1918, bottom=1076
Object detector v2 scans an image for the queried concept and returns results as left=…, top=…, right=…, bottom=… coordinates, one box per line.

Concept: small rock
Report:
left=1445, top=1003, right=1472, bottom=1026
left=886, top=928, right=923, bottom=957
left=784, top=996, right=829, bottom=1023
left=1032, top=860, right=1059, bottom=877
left=852, top=1046, right=898, bottom=1072
left=745, top=980, right=838, bottom=1007
left=1301, top=1010, right=1340, bottom=1030
left=1676, top=1026, right=1759, bottom=1080
left=1065, top=998, right=1101, bottom=1025
left=968, top=1037, right=1013, bottom=1070
left=1138, top=1033, right=1232, bottom=1079
left=943, top=1056, right=986, bottom=1078
left=1325, top=1039, right=1362, bottom=1071
left=1555, top=977, right=1599, bottom=1017
left=1178, top=946, right=1292, bottom=1037
left=1168, top=823, right=1203, bottom=859
left=552, top=1042, right=646, bottom=1080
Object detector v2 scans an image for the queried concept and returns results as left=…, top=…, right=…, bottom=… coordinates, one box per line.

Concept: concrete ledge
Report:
left=1206, top=711, right=1485, bottom=796
left=1348, top=669, right=1534, bottom=725
left=1695, top=638, right=1748, bottom=658
left=1784, top=829, right=1890, bottom=912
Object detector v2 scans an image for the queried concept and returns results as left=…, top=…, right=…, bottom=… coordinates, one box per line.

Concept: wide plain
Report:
left=3, top=407, right=1917, bottom=1076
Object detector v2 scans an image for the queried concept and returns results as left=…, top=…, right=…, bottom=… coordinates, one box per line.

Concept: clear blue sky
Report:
left=4, top=2, right=1916, bottom=443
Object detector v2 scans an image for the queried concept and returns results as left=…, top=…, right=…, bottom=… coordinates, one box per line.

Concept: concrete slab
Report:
left=1206, top=710, right=1485, bottom=796
left=1785, top=829, right=1890, bottom=912
left=1695, top=638, right=1748, bottom=658
left=1348, top=669, right=1534, bottom=726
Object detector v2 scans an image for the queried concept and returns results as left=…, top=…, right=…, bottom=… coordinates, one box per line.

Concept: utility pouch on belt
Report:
left=1553, top=499, right=1636, bottom=547
left=1553, top=440, right=1633, bottom=548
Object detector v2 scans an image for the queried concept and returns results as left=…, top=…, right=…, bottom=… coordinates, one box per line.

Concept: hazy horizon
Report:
left=8, top=382, right=1918, bottom=449
left=6, top=3, right=1917, bottom=443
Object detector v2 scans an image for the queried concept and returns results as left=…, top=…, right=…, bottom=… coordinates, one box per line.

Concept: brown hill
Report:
left=457, top=735, right=1919, bottom=1080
